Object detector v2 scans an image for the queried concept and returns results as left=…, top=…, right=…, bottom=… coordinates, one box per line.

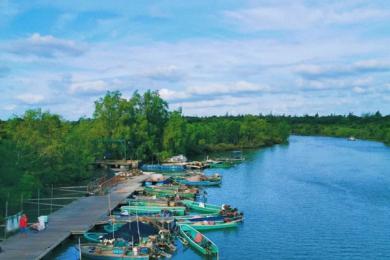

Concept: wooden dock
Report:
left=0, top=175, right=147, bottom=260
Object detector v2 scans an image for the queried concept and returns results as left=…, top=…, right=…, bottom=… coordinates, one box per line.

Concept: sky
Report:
left=1, top=0, right=390, bottom=119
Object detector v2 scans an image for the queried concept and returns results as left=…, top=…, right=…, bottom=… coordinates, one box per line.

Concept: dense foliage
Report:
left=264, top=113, right=390, bottom=145
left=0, top=90, right=288, bottom=217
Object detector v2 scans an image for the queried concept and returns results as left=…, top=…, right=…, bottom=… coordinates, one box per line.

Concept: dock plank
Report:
left=0, top=175, right=147, bottom=260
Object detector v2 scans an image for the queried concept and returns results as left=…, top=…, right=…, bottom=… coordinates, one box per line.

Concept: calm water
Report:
left=54, top=136, right=390, bottom=259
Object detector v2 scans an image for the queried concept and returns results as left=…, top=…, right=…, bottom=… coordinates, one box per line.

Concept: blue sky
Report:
left=1, top=0, right=390, bottom=119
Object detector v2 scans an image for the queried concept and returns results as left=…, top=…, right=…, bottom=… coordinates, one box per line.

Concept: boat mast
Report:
left=136, top=208, right=141, bottom=243
left=108, top=193, right=114, bottom=239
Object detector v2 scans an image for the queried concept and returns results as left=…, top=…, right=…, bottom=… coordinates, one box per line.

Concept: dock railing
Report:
left=95, top=175, right=128, bottom=195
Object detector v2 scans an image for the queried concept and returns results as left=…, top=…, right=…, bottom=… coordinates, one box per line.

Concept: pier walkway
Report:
left=0, top=175, right=147, bottom=260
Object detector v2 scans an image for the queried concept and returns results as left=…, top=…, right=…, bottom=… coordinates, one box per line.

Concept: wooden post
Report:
left=37, top=188, right=40, bottom=217
left=78, top=237, right=82, bottom=259
left=4, top=200, right=8, bottom=240
left=50, top=184, right=54, bottom=214
left=20, top=193, right=23, bottom=212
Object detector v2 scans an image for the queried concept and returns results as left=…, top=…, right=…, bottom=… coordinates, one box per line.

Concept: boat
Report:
left=173, top=174, right=222, bottom=186
left=120, top=205, right=186, bottom=216
left=126, top=199, right=178, bottom=207
left=103, top=223, right=125, bottom=233
left=178, top=220, right=240, bottom=231
left=174, top=178, right=222, bottom=186
left=84, top=232, right=109, bottom=243
left=143, top=174, right=171, bottom=187
left=142, top=184, right=183, bottom=191
left=80, top=243, right=150, bottom=259
left=181, top=200, right=221, bottom=214
left=208, top=161, right=233, bottom=169
left=179, top=224, right=219, bottom=256
left=143, top=186, right=197, bottom=199
left=348, top=136, right=356, bottom=141
left=175, top=213, right=220, bottom=220
left=141, top=164, right=185, bottom=173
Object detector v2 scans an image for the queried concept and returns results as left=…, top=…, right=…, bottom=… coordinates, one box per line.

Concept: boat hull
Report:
left=80, top=244, right=149, bottom=260
left=83, top=232, right=108, bottom=243
left=179, top=224, right=218, bottom=256
left=175, top=179, right=222, bottom=186
left=181, top=200, right=221, bottom=214
left=180, top=221, right=239, bottom=231
left=121, top=205, right=186, bottom=216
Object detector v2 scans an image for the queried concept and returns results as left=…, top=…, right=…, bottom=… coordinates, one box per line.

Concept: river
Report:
left=53, top=135, right=390, bottom=259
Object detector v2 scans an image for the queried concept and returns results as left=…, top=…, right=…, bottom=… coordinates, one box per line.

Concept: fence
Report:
left=0, top=174, right=129, bottom=240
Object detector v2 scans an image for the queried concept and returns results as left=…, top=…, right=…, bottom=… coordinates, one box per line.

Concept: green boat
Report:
left=120, top=205, right=186, bottom=216
left=83, top=232, right=108, bottom=243
left=181, top=200, right=221, bottom=214
left=144, top=187, right=196, bottom=199
left=178, top=220, right=239, bottom=231
left=143, top=185, right=182, bottom=190
left=126, top=200, right=170, bottom=207
left=209, top=161, right=233, bottom=169
left=103, top=223, right=125, bottom=233
left=179, top=224, right=219, bottom=256
left=80, top=243, right=150, bottom=259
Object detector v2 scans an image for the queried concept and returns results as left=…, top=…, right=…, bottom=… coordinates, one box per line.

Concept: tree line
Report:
left=0, top=90, right=289, bottom=217
left=263, top=112, right=390, bottom=145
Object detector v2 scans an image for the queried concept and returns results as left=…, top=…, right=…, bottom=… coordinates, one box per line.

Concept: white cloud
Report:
left=225, top=4, right=390, bottom=31
left=297, top=76, right=374, bottom=92
left=352, top=86, right=366, bottom=94
left=2, top=1, right=390, bottom=119
left=69, top=80, right=109, bottom=95
left=295, top=60, right=390, bottom=79
left=159, top=81, right=269, bottom=102
left=159, top=88, right=189, bottom=101
left=187, top=81, right=269, bottom=96
left=142, top=65, right=183, bottom=82
left=2, top=104, right=17, bottom=111
left=16, top=93, right=45, bottom=105
left=8, top=33, right=86, bottom=58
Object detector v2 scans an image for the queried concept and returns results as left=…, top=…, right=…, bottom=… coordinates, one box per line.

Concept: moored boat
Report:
left=126, top=199, right=174, bottom=207
left=143, top=186, right=197, bottom=199
left=80, top=243, right=150, bottom=260
left=103, top=223, right=125, bottom=233
left=173, top=174, right=222, bottom=186
left=181, top=200, right=221, bottom=214
left=178, top=220, right=240, bottom=231
left=120, top=205, right=186, bottom=216
left=179, top=224, right=219, bottom=256
left=84, top=232, right=109, bottom=243
left=174, top=178, right=222, bottom=186
left=141, top=164, right=185, bottom=173
left=209, top=161, right=233, bottom=169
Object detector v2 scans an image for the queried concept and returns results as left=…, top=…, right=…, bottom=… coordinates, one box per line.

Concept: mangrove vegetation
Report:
left=0, top=90, right=288, bottom=217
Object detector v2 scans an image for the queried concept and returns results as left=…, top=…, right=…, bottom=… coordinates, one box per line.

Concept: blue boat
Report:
left=143, top=177, right=172, bottom=187
left=141, top=164, right=185, bottom=172
left=175, top=215, right=224, bottom=222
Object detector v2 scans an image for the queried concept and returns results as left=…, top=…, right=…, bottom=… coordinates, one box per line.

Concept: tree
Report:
left=163, top=110, right=187, bottom=157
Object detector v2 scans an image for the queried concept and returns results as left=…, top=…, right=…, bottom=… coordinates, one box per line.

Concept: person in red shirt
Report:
left=19, top=214, right=28, bottom=236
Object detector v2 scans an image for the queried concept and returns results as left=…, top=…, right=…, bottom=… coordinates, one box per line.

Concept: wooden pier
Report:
left=0, top=175, right=147, bottom=260
left=94, top=159, right=139, bottom=169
